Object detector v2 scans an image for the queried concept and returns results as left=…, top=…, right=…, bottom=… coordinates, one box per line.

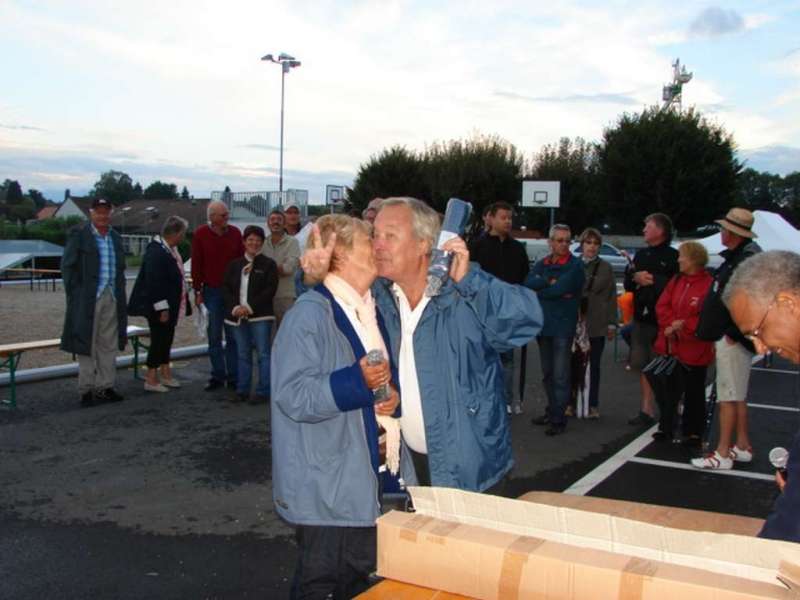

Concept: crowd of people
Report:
left=58, top=197, right=799, bottom=598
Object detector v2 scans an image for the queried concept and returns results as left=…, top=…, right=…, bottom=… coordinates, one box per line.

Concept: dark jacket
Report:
left=623, top=241, right=679, bottom=325
left=759, top=429, right=800, bottom=544
left=128, top=238, right=189, bottom=328
left=582, top=257, right=617, bottom=338
left=468, top=234, right=529, bottom=284
left=222, top=254, right=279, bottom=324
left=696, top=240, right=761, bottom=352
left=525, top=253, right=585, bottom=337
left=60, top=223, right=127, bottom=355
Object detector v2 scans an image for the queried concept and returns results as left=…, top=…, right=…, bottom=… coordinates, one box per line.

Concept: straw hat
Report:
left=715, top=207, right=757, bottom=239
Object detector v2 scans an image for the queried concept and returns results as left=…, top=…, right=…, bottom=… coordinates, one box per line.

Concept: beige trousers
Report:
left=78, top=288, right=118, bottom=393
left=273, top=296, right=295, bottom=329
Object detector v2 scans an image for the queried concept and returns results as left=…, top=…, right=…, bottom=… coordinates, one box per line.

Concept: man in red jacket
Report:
left=191, top=201, right=244, bottom=391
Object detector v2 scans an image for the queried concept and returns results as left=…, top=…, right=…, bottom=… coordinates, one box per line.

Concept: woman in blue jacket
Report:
left=272, top=215, right=399, bottom=600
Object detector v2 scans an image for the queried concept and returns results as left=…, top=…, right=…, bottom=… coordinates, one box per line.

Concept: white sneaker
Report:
left=512, top=402, right=523, bottom=415
left=691, top=451, right=733, bottom=470
left=729, top=446, right=753, bottom=463
left=144, top=382, right=169, bottom=393
left=161, top=378, right=182, bottom=388
left=506, top=405, right=512, bottom=415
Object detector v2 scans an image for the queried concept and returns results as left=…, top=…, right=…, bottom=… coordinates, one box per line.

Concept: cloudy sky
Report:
left=2, top=1, right=799, bottom=203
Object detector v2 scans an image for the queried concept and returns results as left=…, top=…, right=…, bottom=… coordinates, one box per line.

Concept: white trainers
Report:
left=691, top=451, right=733, bottom=470
left=729, top=446, right=753, bottom=463
left=512, top=402, right=523, bottom=415
left=506, top=405, right=512, bottom=415
left=144, top=382, right=169, bottom=393
left=161, top=378, right=182, bottom=388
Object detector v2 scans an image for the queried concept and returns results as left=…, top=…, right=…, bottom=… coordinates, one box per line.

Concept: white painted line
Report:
left=563, top=424, right=658, bottom=496
left=628, top=457, right=775, bottom=482
left=751, top=367, right=799, bottom=375
left=749, top=403, right=800, bottom=413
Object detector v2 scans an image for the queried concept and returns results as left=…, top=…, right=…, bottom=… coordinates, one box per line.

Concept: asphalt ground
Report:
left=1, top=342, right=797, bottom=599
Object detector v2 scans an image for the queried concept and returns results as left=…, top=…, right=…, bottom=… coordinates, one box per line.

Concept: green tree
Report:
left=144, top=180, right=179, bottom=200
left=133, top=182, right=143, bottom=199
left=422, top=134, right=524, bottom=217
left=528, top=137, right=600, bottom=234
left=736, top=168, right=783, bottom=211
left=598, top=106, right=741, bottom=233
left=348, top=146, right=427, bottom=212
left=3, top=179, right=23, bottom=205
left=89, top=170, right=136, bottom=205
left=180, top=186, right=190, bottom=200
left=26, top=189, right=47, bottom=210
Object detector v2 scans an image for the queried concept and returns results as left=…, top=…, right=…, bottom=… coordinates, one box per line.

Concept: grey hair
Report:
left=376, top=197, right=441, bottom=253
left=722, top=251, right=800, bottom=310
left=161, top=215, right=189, bottom=238
left=207, top=200, right=227, bottom=220
left=549, top=223, right=571, bottom=240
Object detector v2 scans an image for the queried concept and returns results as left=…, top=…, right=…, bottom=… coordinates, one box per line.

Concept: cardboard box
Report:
left=376, top=488, right=800, bottom=600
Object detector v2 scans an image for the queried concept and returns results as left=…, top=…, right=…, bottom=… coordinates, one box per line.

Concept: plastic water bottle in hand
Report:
left=366, top=349, right=390, bottom=403
left=769, top=446, right=789, bottom=478
left=425, top=197, right=473, bottom=297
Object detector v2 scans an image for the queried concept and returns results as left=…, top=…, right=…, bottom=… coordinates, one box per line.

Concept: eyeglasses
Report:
left=552, top=237, right=571, bottom=244
left=748, top=298, right=776, bottom=348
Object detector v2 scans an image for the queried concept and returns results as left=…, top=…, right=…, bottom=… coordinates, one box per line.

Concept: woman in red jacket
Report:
left=653, top=241, right=714, bottom=445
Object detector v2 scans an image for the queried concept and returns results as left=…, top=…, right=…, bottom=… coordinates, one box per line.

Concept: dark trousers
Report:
left=657, top=364, right=707, bottom=438
left=588, top=337, right=606, bottom=408
left=291, top=525, right=376, bottom=600
left=682, top=365, right=708, bottom=438
left=146, top=316, right=176, bottom=369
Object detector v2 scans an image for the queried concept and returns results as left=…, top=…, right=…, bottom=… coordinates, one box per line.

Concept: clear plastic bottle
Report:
left=424, top=197, right=473, bottom=297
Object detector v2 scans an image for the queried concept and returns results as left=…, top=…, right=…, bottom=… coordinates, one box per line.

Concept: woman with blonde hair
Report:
left=652, top=240, right=714, bottom=444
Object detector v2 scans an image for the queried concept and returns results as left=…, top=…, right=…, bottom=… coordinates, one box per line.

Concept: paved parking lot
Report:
left=1, top=346, right=797, bottom=598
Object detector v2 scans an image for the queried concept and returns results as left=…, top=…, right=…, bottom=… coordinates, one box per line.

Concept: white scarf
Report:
left=324, top=273, right=401, bottom=475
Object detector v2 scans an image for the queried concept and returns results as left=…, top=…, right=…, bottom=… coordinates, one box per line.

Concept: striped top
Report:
left=91, top=224, right=116, bottom=298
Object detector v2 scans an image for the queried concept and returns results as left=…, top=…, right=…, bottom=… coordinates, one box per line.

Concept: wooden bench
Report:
left=0, top=325, right=151, bottom=409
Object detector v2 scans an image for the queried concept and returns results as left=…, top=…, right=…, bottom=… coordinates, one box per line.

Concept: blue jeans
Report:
left=203, top=285, right=238, bottom=385
left=537, top=336, right=572, bottom=427
left=232, top=320, right=271, bottom=396
left=588, top=336, right=606, bottom=408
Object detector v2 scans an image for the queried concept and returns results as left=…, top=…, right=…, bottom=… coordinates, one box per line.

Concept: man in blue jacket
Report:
left=723, top=250, right=800, bottom=543
left=525, top=224, right=585, bottom=436
left=301, top=197, right=543, bottom=493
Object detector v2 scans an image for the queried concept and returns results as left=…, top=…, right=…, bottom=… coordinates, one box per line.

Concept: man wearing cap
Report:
left=692, top=207, right=761, bottom=470
left=60, top=197, right=128, bottom=407
left=262, top=209, right=301, bottom=325
left=284, top=203, right=302, bottom=236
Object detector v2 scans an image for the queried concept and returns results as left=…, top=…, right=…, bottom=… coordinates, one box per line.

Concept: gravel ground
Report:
left=0, top=277, right=202, bottom=369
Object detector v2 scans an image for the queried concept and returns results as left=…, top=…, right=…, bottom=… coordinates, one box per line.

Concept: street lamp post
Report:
left=261, top=52, right=301, bottom=195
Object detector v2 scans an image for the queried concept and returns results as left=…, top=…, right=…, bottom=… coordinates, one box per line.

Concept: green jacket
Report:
left=60, top=223, right=128, bottom=356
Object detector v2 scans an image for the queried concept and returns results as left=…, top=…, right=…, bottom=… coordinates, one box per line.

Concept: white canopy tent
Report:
left=693, top=210, right=800, bottom=257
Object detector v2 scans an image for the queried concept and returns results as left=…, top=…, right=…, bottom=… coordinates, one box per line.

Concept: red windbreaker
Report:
left=654, top=271, right=714, bottom=366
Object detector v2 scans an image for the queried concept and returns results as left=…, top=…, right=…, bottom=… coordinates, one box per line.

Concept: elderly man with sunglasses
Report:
left=723, top=250, right=800, bottom=543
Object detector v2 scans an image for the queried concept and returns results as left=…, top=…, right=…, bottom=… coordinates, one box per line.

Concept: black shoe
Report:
left=204, top=379, right=224, bottom=392
left=545, top=424, right=566, bottom=436
left=681, top=435, right=702, bottom=448
left=651, top=431, right=668, bottom=441
left=230, top=392, right=248, bottom=404
left=97, top=388, right=124, bottom=403
left=628, top=412, right=656, bottom=426
left=225, top=380, right=237, bottom=390
left=80, top=391, right=95, bottom=408
left=249, top=394, right=270, bottom=405
left=531, top=414, right=550, bottom=426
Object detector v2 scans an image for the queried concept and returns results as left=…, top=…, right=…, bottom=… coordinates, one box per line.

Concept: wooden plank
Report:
left=0, top=339, right=61, bottom=356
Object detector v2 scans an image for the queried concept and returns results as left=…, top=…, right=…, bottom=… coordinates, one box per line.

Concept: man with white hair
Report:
left=723, top=250, right=800, bottom=543
left=303, top=197, right=542, bottom=493
left=191, top=200, right=243, bottom=392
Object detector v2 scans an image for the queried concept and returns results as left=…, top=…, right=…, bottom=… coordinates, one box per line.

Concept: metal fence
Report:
left=210, top=190, right=309, bottom=219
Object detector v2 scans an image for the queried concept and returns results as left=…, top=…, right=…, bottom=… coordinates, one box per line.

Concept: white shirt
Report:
left=238, top=254, right=255, bottom=313
left=393, top=284, right=430, bottom=454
